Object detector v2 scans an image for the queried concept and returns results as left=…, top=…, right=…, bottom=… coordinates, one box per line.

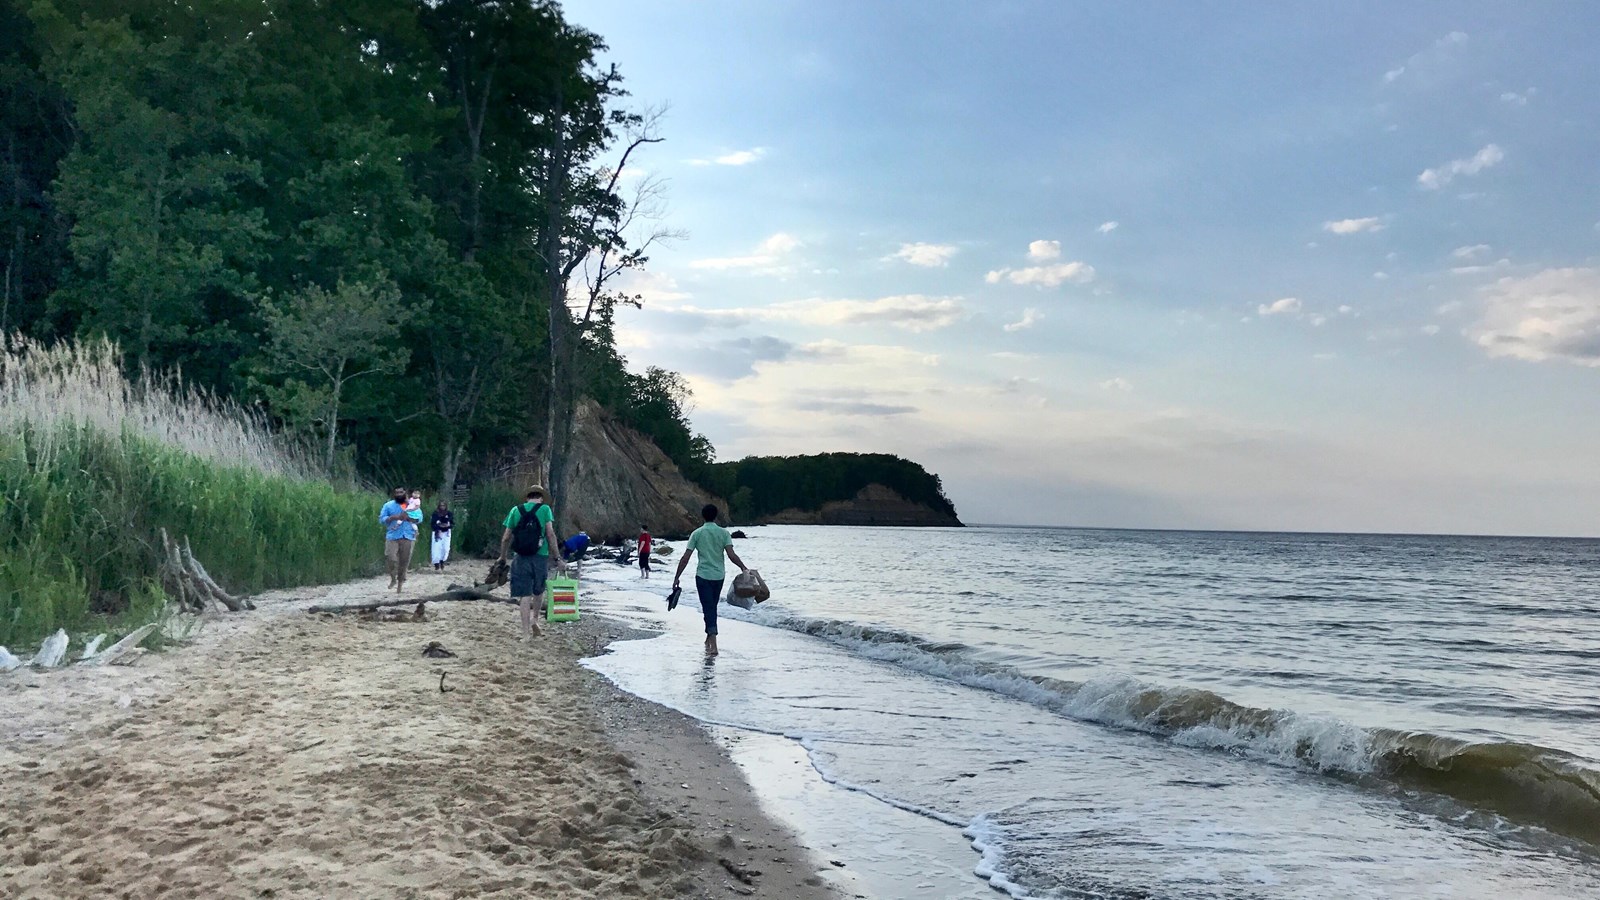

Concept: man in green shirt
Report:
left=672, top=503, right=749, bottom=657
left=497, top=485, right=566, bottom=639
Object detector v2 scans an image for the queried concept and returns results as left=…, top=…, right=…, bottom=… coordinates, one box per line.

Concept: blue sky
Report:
left=564, top=1, right=1600, bottom=535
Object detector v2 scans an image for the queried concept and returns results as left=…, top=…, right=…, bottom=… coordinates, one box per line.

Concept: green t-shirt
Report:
left=686, top=522, right=733, bottom=580
left=503, top=502, right=554, bottom=556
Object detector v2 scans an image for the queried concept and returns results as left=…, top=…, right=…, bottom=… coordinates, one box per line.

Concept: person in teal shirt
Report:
left=497, top=485, right=566, bottom=639
left=672, top=503, right=749, bottom=657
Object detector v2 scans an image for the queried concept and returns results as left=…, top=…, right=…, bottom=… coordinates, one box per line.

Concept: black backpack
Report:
left=510, top=502, right=544, bottom=556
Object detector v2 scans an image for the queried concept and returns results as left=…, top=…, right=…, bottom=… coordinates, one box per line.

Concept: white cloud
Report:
left=1003, top=308, right=1041, bottom=332
left=1451, top=258, right=1510, bottom=275
left=1500, top=89, right=1535, bottom=106
left=1257, top=297, right=1302, bottom=316
left=616, top=270, right=691, bottom=306
left=1469, top=267, right=1600, bottom=367
left=1323, top=217, right=1385, bottom=235
left=689, top=232, right=802, bottom=270
left=1373, top=272, right=1390, bottom=280
left=1338, top=305, right=1355, bottom=315
left=890, top=242, right=958, bottom=268
left=986, top=261, right=1096, bottom=288
left=689, top=147, right=768, bottom=166
left=1027, top=240, right=1061, bottom=261
left=679, top=294, right=964, bottom=333
left=1418, top=144, right=1504, bottom=190
left=1452, top=244, right=1491, bottom=260
left=1383, top=31, right=1468, bottom=85
left=1421, top=324, right=1441, bottom=336
left=1097, top=221, right=1119, bottom=234
left=1099, top=377, right=1133, bottom=392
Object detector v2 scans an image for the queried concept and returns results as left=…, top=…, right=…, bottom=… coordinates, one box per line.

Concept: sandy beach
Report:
left=0, top=561, right=839, bottom=900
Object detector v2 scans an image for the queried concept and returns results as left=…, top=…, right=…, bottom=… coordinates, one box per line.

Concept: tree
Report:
left=536, top=88, right=666, bottom=529
left=36, top=5, right=269, bottom=382
left=257, top=279, right=411, bottom=470
left=0, top=3, right=71, bottom=337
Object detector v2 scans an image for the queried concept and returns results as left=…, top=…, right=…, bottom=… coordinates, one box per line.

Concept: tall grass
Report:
left=0, top=335, right=379, bottom=650
left=457, top=482, right=522, bottom=558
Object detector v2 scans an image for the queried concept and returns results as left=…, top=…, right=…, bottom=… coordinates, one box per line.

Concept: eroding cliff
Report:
left=762, top=483, right=962, bottom=527
left=488, top=400, right=723, bottom=539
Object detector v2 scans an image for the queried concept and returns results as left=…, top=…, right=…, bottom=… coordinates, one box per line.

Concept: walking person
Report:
left=638, top=525, right=652, bottom=579
left=430, top=500, right=454, bottom=570
left=672, top=504, right=749, bottom=657
left=497, top=486, right=566, bottom=639
left=379, top=487, right=417, bottom=593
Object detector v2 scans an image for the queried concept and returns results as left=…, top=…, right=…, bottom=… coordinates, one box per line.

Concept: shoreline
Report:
left=0, top=561, right=838, bottom=899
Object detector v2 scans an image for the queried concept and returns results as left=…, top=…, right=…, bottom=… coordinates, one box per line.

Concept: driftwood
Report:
left=160, top=529, right=251, bottom=612
left=90, top=623, right=158, bottom=667
left=307, top=586, right=510, bottom=615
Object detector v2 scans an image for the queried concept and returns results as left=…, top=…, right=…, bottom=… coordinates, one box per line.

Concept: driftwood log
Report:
left=160, top=529, right=252, bottom=612
left=307, top=585, right=512, bottom=615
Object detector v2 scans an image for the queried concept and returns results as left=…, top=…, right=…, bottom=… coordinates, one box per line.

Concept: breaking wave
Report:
left=742, top=610, right=1600, bottom=846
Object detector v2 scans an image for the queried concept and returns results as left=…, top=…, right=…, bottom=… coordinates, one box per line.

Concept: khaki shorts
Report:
left=385, top=538, right=415, bottom=568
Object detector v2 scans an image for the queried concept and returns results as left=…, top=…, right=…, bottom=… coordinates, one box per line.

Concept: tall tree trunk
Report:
left=541, top=88, right=575, bottom=534
left=325, top=363, right=345, bottom=473
left=440, top=434, right=464, bottom=496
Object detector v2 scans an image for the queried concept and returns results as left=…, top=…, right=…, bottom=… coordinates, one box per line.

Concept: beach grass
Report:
left=456, top=481, right=521, bottom=558
left=0, top=335, right=378, bottom=651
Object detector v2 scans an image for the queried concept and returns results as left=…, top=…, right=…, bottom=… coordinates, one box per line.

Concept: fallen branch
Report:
left=182, top=535, right=253, bottom=611
left=90, top=624, right=158, bottom=667
left=160, top=529, right=252, bottom=612
left=307, top=586, right=511, bottom=614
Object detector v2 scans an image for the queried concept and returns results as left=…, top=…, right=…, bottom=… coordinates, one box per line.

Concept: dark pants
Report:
left=695, top=576, right=724, bottom=635
left=510, top=553, right=548, bottom=598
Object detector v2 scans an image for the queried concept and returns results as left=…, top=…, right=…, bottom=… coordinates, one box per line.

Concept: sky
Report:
left=561, top=1, right=1600, bottom=536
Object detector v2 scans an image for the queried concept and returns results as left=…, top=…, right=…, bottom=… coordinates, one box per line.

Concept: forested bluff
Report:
left=0, top=0, right=959, bottom=531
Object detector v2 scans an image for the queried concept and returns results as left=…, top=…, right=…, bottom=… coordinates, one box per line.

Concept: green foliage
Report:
left=698, top=453, right=960, bottom=523
left=6, top=0, right=663, bottom=491
left=584, top=332, right=714, bottom=478
left=0, top=3, right=72, bottom=337
left=38, top=3, right=270, bottom=381
left=0, top=423, right=378, bottom=650
left=456, top=481, right=522, bottom=559
left=256, top=278, right=412, bottom=469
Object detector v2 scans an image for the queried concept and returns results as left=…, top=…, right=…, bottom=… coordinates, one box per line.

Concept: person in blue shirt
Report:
left=379, top=487, right=418, bottom=594
left=672, top=504, right=749, bottom=657
left=561, top=531, right=590, bottom=560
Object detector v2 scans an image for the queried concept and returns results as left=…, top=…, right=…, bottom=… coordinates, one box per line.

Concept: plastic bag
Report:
left=727, top=569, right=769, bottom=607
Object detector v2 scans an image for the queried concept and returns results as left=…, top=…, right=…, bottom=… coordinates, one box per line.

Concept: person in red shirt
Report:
left=638, top=526, right=652, bottom=579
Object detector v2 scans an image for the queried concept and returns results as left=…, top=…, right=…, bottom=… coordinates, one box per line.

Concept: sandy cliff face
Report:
left=762, top=483, right=962, bottom=527
left=489, top=400, right=723, bottom=540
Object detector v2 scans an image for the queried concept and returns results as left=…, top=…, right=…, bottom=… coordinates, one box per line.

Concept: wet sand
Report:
left=0, top=561, right=839, bottom=900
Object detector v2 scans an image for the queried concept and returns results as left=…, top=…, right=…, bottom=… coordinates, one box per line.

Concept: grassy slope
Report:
left=0, top=424, right=379, bottom=649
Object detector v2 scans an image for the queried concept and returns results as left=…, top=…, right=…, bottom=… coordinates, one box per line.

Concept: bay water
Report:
left=582, top=526, right=1600, bottom=898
